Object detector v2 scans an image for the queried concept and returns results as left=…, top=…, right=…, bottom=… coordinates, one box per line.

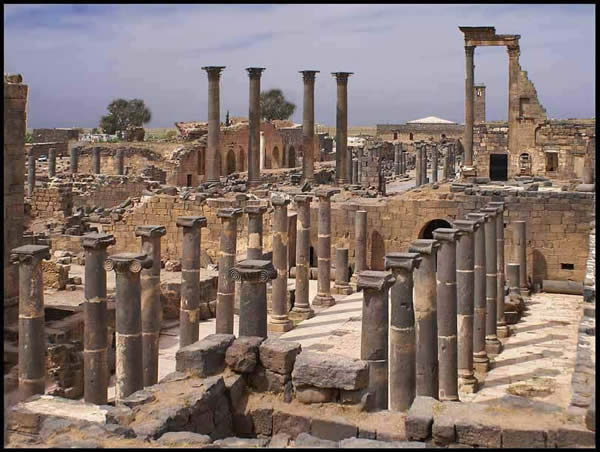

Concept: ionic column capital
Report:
left=104, top=252, right=153, bottom=274
left=385, top=252, right=421, bottom=273
left=82, top=232, right=116, bottom=250
left=357, top=270, right=396, bottom=292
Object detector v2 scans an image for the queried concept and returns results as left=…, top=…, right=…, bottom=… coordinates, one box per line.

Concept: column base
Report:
left=289, top=308, right=315, bottom=321
left=485, top=337, right=503, bottom=356
left=461, top=166, right=477, bottom=178
left=312, top=294, right=336, bottom=307
left=332, top=283, right=353, bottom=295
left=497, top=324, right=510, bottom=338
left=268, top=318, right=293, bottom=333
left=473, top=352, right=489, bottom=373
left=459, top=375, right=479, bottom=393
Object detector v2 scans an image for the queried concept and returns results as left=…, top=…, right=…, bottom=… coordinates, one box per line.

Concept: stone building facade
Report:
left=376, top=123, right=464, bottom=143
left=474, top=84, right=486, bottom=123
left=32, top=128, right=81, bottom=144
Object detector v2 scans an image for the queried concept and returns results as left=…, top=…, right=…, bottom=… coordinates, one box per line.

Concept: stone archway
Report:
left=272, top=146, right=281, bottom=169
left=288, top=145, right=296, bottom=168
left=419, top=219, right=452, bottom=240
left=225, top=148, right=236, bottom=175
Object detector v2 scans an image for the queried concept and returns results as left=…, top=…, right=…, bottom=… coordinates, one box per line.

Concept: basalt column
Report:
left=176, top=216, right=207, bottom=347
left=442, top=145, right=450, bottom=180
left=115, top=149, right=125, bottom=175
left=507, top=45, right=521, bottom=166
left=70, top=146, right=78, bottom=174
left=27, top=152, right=35, bottom=198
left=333, top=248, right=352, bottom=295
left=488, top=202, right=508, bottom=338
left=202, top=66, right=226, bottom=183
left=385, top=252, right=421, bottom=411
left=481, top=207, right=502, bottom=355
left=351, top=210, right=367, bottom=289
left=431, top=144, right=438, bottom=183
left=245, top=205, right=267, bottom=260
left=229, top=259, right=277, bottom=338
left=312, top=188, right=340, bottom=306
left=104, top=252, right=152, bottom=402
left=506, top=263, right=521, bottom=301
left=464, top=45, right=475, bottom=170
left=135, top=225, right=166, bottom=387
left=270, top=197, right=293, bottom=332
left=453, top=219, right=479, bottom=392
left=415, top=143, right=422, bottom=187
left=82, top=233, right=115, bottom=405
left=332, top=72, right=353, bottom=185
left=394, top=144, right=401, bottom=176
left=247, top=67, right=266, bottom=187
left=292, top=195, right=314, bottom=320
left=92, top=147, right=101, bottom=174
left=217, top=208, right=242, bottom=334
left=466, top=213, right=489, bottom=372
left=48, top=147, right=56, bottom=178
left=408, top=239, right=440, bottom=398
left=422, top=144, right=428, bottom=184
left=358, top=270, right=396, bottom=410
left=300, top=70, right=318, bottom=182
left=432, top=228, right=459, bottom=401
left=10, top=245, right=51, bottom=399
left=513, top=220, right=529, bottom=295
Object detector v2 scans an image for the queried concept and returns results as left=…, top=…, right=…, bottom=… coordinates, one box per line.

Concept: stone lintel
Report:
left=384, top=252, right=421, bottom=272
left=176, top=216, right=208, bottom=229
left=104, top=252, right=152, bottom=273
left=217, top=208, right=243, bottom=219
left=271, top=195, right=290, bottom=207
left=432, top=228, right=460, bottom=243
left=357, top=270, right=396, bottom=292
left=135, top=225, right=167, bottom=238
left=315, top=188, right=340, bottom=199
left=408, top=239, right=440, bottom=255
left=244, top=205, right=268, bottom=215
left=81, top=233, right=116, bottom=250
left=453, top=219, right=479, bottom=234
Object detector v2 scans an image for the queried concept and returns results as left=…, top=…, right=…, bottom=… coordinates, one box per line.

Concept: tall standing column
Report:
left=70, top=146, right=78, bottom=174
left=352, top=159, right=359, bottom=184
left=464, top=45, right=475, bottom=169
left=507, top=45, right=520, bottom=165
left=104, top=252, right=152, bottom=402
left=453, top=220, right=479, bottom=392
left=229, top=259, right=277, bottom=338
left=358, top=270, right=396, bottom=411
left=422, top=143, right=428, bottom=184
left=442, top=145, right=449, bottom=180
left=270, top=196, right=293, bottom=332
left=332, top=72, right=353, bottom=185
left=48, top=147, right=56, bottom=178
left=432, top=228, right=459, bottom=401
left=415, top=143, right=422, bottom=187
left=488, top=202, right=508, bottom=338
left=245, top=205, right=267, bottom=260
left=513, top=220, right=529, bottom=295
left=481, top=207, right=502, bottom=355
left=82, top=233, right=115, bottom=405
left=27, top=152, right=35, bottom=198
left=135, top=225, right=166, bottom=387
left=333, top=248, right=352, bottom=294
left=176, top=216, right=207, bottom=347
left=288, top=211, right=297, bottom=271
left=312, top=188, right=340, bottom=306
left=300, top=70, right=318, bottom=182
left=351, top=210, right=367, bottom=288
left=202, top=66, right=226, bottom=183
left=292, top=194, right=314, bottom=320
left=216, top=208, right=242, bottom=334
left=92, top=147, right=101, bottom=174
left=10, top=245, right=50, bottom=399
left=115, top=149, right=125, bottom=175
left=408, top=239, right=440, bottom=398
left=247, top=67, right=266, bottom=187
left=394, top=144, right=401, bottom=176
left=385, top=252, right=421, bottom=412
left=466, top=213, right=489, bottom=372
left=431, top=144, right=438, bottom=183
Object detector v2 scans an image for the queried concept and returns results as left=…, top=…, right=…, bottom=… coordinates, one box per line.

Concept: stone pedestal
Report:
left=216, top=208, right=242, bottom=334
left=269, top=196, right=293, bottom=333
left=202, top=66, right=226, bottom=183
left=300, top=70, right=318, bottom=182
left=291, top=195, right=314, bottom=320
left=333, top=248, right=353, bottom=295
left=247, top=67, right=266, bottom=187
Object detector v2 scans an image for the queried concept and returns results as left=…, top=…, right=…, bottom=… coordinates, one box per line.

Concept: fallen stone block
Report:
left=175, top=334, right=235, bottom=376
left=405, top=396, right=437, bottom=441
left=295, top=432, right=339, bottom=448
left=340, top=438, right=426, bottom=448
left=455, top=420, right=501, bottom=448
left=223, top=372, right=247, bottom=409
left=501, top=427, right=547, bottom=448
left=225, top=336, right=264, bottom=374
left=310, top=416, right=357, bottom=441
left=154, top=431, right=212, bottom=447
left=250, top=407, right=273, bottom=436
left=292, top=351, right=369, bottom=390
left=259, top=338, right=301, bottom=374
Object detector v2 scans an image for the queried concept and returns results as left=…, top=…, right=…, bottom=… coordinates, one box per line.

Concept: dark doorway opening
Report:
left=490, top=154, right=508, bottom=181
left=186, top=174, right=192, bottom=187
left=419, top=219, right=452, bottom=239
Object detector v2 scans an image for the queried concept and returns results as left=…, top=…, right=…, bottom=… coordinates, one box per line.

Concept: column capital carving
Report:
left=10, top=244, right=51, bottom=264
left=507, top=45, right=520, bottom=57
left=244, top=205, right=268, bottom=216
left=466, top=212, right=490, bottom=224
left=202, top=66, right=226, bottom=79
left=357, top=270, right=396, bottom=291
left=104, top=252, right=152, bottom=274
left=228, top=259, right=277, bottom=283
left=176, top=215, right=208, bottom=229
left=300, top=70, right=319, bottom=82
left=331, top=72, right=353, bottom=82
left=432, top=228, right=460, bottom=243
left=294, top=194, right=313, bottom=204
left=217, top=207, right=243, bottom=219
left=315, top=188, right=340, bottom=199
left=453, top=219, right=479, bottom=233
left=135, top=225, right=167, bottom=238
left=480, top=207, right=499, bottom=218
left=385, top=252, right=421, bottom=273
left=487, top=201, right=505, bottom=212
left=271, top=195, right=291, bottom=207
left=246, top=67, right=266, bottom=78
left=465, top=45, right=475, bottom=57
left=82, top=232, right=116, bottom=250
left=408, top=239, right=440, bottom=255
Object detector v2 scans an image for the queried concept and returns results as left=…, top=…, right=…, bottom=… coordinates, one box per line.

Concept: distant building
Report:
left=376, top=116, right=464, bottom=142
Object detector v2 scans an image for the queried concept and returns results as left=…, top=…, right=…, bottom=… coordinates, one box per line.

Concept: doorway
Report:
left=489, top=154, right=508, bottom=181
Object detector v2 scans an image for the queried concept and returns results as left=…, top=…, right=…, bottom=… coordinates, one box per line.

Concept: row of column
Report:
left=393, top=144, right=408, bottom=177
left=45, top=147, right=127, bottom=176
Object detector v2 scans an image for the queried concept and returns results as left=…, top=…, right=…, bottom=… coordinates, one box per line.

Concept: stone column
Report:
left=432, top=228, right=459, bottom=401
left=507, top=45, right=520, bottom=166
left=480, top=207, right=502, bottom=355
left=312, top=188, right=340, bottom=306
left=415, top=143, right=422, bottom=187
left=229, top=259, right=277, bottom=338
left=464, top=45, right=475, bottom=169
left=506, top=263, right=520, bottom=299
left=70, top=146, right=78, bottom=174
left=408, top=239, right=440, bottom=398
left=466, top=213, right=489, bottom=372
left=135, top=225, right=166, bottom=387
left=422, top=144, right=428, bottom=184
left=300, top=70, right=318, bottom=182
left=48, top=147, right=56, bottom=178
left=202, top=66, right=226, bottom=183
left=270, top=196, right=293, bottom=332
left=357, top=270, right=396, bottom=411
left=216, top=208, right=242, bottom=334
left=288, top=211, right=297, bottom=271
left=488, top=202, right=508, bottom=338
left=394, top=145, right=401, bottom=176
left=104, top=252, right=152, bottom=402
left=176, top=216, right=207, bottom=347
left=334, top=248, right=352, bottom=294
left=431, top=144, right=438, bottom=183
left=92, top=147, right=101, bottom=174
left=453, top=219, right=478, bottom=392
left=351, top=210, right=367, bottom=288
left=385, top=252, right=420, bottom=411
left=352, top=159, right=359, bottom=184
left=27, top=152, right=35, bottom=198
left=292, top=194, right=314, bottom=320
left=513, top=220, right=528, bottom=295
left=247, top=67, right=266, bottom=187
left=451, top=144, right=456, bottom=176
left=10, top=245, right=51, bottom=399
left=332, top=72, right=353, bottom=185
left=245, top=205, right=267, bottom=260
left=115, top=149, right=125, bottom=175
left=82, top=233, right=115, bottom=405
left=442, top=145, right=449, bottom=180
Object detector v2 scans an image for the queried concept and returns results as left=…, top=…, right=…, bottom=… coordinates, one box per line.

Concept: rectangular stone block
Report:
left=272, top=410, right=311, bottom=439
left=248, top=365, right=290, bottom=393
left=258, top=338, right=301, bottom=374
left=455, top=420, right=501, bottom=448
left=405, top=396, right=437, bottom=441
left=291, top=351, right=368, bottom=390
left=501, top=428, right=546, bottom=448
left=311, top=416, right=357, bottom=441
left=175, top=334, right=235, bottom=376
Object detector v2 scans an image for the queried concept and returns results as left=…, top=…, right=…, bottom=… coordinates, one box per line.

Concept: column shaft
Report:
left=48, top=148, right=56, bottom=178
left=246, top=207, right=266, bottom=260
left=92, top=148, right=101, bottom=174
left=70, top=146, right=78, bottom=174
left=247, top=68, right=265, bottom=187
left=431, top=145, right=438, bottom=183
left=270, top=198, right=292, bottom=332
left=27, top=153, right=35, bottom=198
left=115, top=149, right=125, bottom=175
left=312, top=190, right=339, bottom=306
left=292, top=195, right=314, bottom=318
left=203, top=67, right=225, bottom=183
left=216, top=209, right=241, bottom=334
left=464, top=46, right=475, bottom=167
left=333, top=248, right=352, bottom=294
left=514, top=220, right=528, bottom=293
left=333, top=72, right=352, bottom=185
left=489, top=203, right=508, bottom=337
left=301, top=71, right=318, bottom=182
left=415, top=144, right=422, bottom=187
left=507, top=46, right=520, bottom=170
left=482, top=210, right=501, bottom=355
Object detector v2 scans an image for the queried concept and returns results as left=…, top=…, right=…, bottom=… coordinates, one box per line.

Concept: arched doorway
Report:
left=419, top=219, right=452, bottom=239
left=490, top=154, right=508, bottom=181
left=226, top=148, right=236, bottom=175
left=288, top=145, right=296, bottom=168
left=272, top=146, right=281, bottom=169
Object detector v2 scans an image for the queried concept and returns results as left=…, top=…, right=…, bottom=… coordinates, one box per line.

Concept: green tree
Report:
left=25, top=131, right=33, bottom=143
left=260, top=89, right=295, bottom=121
left=99, top=98, right=152, bottom=136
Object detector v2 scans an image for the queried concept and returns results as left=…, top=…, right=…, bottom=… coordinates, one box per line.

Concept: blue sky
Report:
left=4, top=4, right=595, bottom=128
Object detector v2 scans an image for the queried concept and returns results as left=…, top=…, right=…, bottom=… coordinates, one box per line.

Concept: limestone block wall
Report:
left=32, top=128, right=81, bottom=143
left=376, top=123, right=464, bottom=143
left=30, top=185, right=73, bottom=220
left=71, top=180, right=146, bottom=209
left=25, top=142, right=69, bottom=159
left=72, top=144, right=173, bottom=176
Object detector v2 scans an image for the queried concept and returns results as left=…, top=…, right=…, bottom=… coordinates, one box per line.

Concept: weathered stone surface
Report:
left=454, top=420, right=501, bottom=448
left=175, top=334, right=235, bottom=376
left=432, top=402, right=458, bottom=445
left=551, top=426, right=596, bottom=447
left=213, top=436, right=269, bottom=448
left=248, top=365, right=290, bottom=393
left=155, top=431, right=212, bottom=447
left=120, top=389, right=155, bottom=408
left=268, top=432, right=291, bottom=448
left=311, top=416, right=357, bottom=441
left=223, top=372, right=247, bottom=409
left=296, top=385, right=338, bottom=404
left=272, top=410, right=311, bottom=438
left=292, top=351, right=369, bottom=390
left=250, top=407, right=273, bottom=436
left=339, top=388, right=369, bottom=405
left=259, top=338, right=301, bottom=374
left=340, top=438, right=426, bottom=448
left=225, top=336, right=264, bottom=373
left=294, top=432, right=339, bottom=448
left=405, top=396, right=437, bottom=441
left=501, top=428, right=546, bottom=448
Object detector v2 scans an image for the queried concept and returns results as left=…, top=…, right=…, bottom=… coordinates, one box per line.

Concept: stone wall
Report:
left=73, top=144, right=173, bottom=176
left=33, top=128, right=81, bottom=143
left=25, top=142, right=69, bottom=159
left=376, top=123, right=464, bottom=143
left=30, top=184, right=73, bottom=221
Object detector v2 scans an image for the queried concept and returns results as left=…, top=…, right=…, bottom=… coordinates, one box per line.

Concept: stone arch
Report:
left=519, top=152, right=531, bottom=175
left=288, top=145, right=296, bottom=168
left=226, top=148, right=236, bottom=175
left=370, top=230, right=385, bottom=271
left=272, top=146, right=281, bottom=169
left=418, top=219, right=452, bottom=240
left=237, top=146, right=246, bottom=172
